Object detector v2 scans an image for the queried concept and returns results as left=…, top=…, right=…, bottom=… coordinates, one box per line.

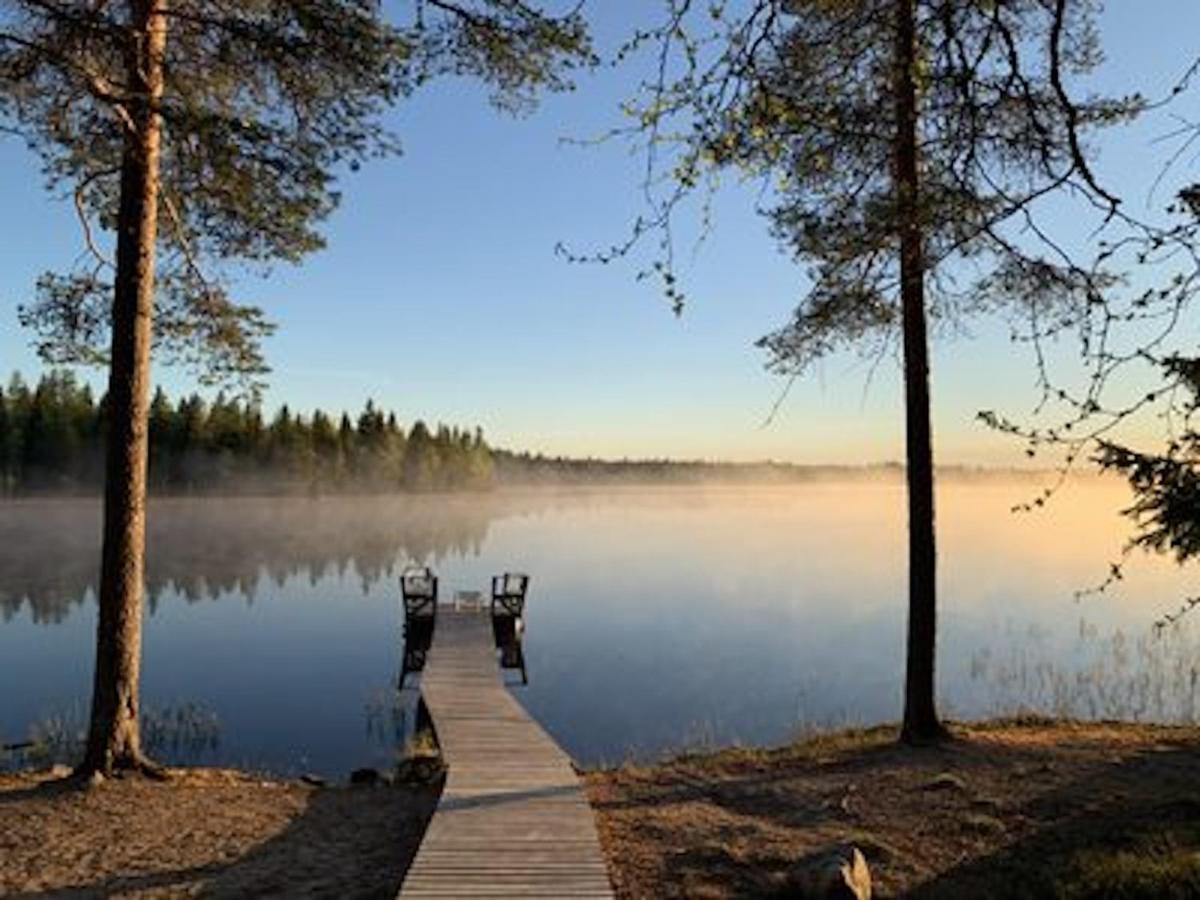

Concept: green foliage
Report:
left=0, top=371, right=101, bottom=490
left=610, top=1, right=1137, bottom=362
left=410, top=1, right=595, bottom=114
left=1096, top=356, right=1200, bottom=567
left=0, top=0, right=592, bottom=387
left=1055, top=827, right=1200, bottom=900
left=744, top=2, right=1131, bottom=371
left=0, top=370, right=495, bottom=494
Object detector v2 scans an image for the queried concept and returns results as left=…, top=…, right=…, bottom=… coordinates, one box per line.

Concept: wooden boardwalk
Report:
left=400, top=609, right=614, bottom=898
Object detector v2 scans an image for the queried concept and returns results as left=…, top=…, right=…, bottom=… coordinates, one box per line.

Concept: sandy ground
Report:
left=6, top=720, right=1200, bottom=899
left=585, top=719, right=1200, bottom=899
left=0, top=767, right=437, bottom=898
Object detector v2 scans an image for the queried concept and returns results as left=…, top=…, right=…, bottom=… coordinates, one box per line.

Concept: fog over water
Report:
left=1, top=478, right=1197, bottom=775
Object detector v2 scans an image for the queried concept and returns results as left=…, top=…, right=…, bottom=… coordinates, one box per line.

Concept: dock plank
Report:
left=399, top=609, right=614, bottom=899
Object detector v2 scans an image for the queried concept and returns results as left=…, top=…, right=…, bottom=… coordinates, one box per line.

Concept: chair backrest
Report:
left=492, top=572, right=529, bottom=597
left=491, top=572, right=529, bottom=617
left=401, top=566, right=438, bottom=616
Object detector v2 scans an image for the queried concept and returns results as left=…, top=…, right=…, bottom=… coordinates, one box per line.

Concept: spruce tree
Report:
left=0, top=387, right=9, bottom=494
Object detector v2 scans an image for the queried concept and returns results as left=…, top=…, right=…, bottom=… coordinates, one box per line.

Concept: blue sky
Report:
left=2, top=2, right=1198, bottom=464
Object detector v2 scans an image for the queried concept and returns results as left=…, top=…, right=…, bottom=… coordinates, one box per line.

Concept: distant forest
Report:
left=0, top=370, right=1036, bottom=495
left=0, top=371, right=494, bottom=494
left=491, top=451, right=899, bottom=485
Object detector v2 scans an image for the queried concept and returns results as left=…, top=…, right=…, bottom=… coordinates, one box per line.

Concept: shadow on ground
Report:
left=3, top=779, right=438, bottom=900
left=908, top=734, right=1200, bottom=899
left=588, top=722, right=1200, bottom=899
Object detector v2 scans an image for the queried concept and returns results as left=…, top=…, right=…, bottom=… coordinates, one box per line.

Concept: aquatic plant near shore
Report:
left=971, top=618, right=1200, bottom=724
left=2, top=701, right=221, bottom=772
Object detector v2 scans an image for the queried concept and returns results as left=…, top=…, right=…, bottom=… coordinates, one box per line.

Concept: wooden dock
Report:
left=400, top=609, right=614, bottom=898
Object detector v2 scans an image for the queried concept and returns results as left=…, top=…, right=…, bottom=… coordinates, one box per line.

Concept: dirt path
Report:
left=0, top=768, right=437, bottom=898
left=585, top=719, right=1200, bottom=899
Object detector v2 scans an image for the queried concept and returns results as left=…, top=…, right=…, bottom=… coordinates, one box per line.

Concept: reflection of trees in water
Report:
left=0, top=501, right=100, bottom=625
left=0, top=493, right=559, bottom=624
left=142, top=496, right=493, bottom=609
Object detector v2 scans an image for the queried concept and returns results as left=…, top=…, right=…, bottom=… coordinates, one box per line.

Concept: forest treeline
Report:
left=492, top=451, right=889, bottom=484
left=0, top=371, right=494, bottom=494
left=5, top=369, right=835, bottom=494
left=0, top=369, right=1067, bottom=496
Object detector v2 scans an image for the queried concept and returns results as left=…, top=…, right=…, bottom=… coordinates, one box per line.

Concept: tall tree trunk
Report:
left=894, top=0, right=944, bottom=744
left=79, top=0, right=168, bottom=777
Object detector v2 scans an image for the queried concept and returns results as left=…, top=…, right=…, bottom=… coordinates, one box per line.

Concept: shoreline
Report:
left=0, top=466, right=1113, bottom=502
left=588, top=717, right=1200, bottom=898
left=4, top=718, right=1200, bottom=897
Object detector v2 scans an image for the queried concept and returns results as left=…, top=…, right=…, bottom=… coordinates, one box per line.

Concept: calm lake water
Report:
left=2, top=479, right=1197, bottom=776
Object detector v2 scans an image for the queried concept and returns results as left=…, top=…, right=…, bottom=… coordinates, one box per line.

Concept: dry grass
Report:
left=0, top=767, right=438, bottom=898
left=586, top=718, right=1200, bottom=899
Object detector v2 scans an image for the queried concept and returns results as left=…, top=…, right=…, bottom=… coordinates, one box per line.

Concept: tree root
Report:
left=899, top=721, right=953, bottom=747
left=73, top=752, right=171, bottom=783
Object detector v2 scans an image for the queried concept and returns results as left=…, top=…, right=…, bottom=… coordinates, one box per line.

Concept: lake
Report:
left=2, top=478, right=1197, bottom=777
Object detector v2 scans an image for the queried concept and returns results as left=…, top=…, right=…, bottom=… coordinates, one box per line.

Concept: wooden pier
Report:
left=400, top=609, right=614, bottom=898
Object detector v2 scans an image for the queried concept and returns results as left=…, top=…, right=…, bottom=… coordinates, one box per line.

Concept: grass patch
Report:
left=637, top=724, right=901, bottom=773
left=394, top=727, right=443, bottom=784
left=1057, top=829, right=1200, bottom=900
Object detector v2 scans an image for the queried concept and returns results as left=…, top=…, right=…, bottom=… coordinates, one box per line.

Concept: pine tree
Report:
left=3, top=0, right=590, bottom=777
left=615, top=0, right=1136, bottom=742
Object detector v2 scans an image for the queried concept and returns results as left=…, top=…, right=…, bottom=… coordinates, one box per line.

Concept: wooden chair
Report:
left=491, top=572, right=529, bottom=684
left=398, top=566, right=438, bottom=688
left=491, top=572, right=529, bottom=617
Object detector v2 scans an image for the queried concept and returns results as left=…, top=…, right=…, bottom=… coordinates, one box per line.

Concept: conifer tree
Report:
left=611, top=0, right=1136, bottom=741
left=0, top=387, right=9, bottom=494
left=2, top=0, right=590, bottom=775
left=405, top=419, right=438, bottom=490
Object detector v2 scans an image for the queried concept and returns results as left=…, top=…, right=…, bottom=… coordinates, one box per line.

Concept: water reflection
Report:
left=0, top=494, right=517, bottom=624
left=1, top=480, right=1197, bottom=775
left=491, top=572, right=530, bottom=685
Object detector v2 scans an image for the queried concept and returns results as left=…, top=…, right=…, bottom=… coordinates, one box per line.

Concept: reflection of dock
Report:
left=399, top=609, right=613, bottom=898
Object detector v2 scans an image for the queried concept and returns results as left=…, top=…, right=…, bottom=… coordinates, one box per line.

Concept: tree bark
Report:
left=894, top=0, right=945, bottom=745
left=79, top=0, right=168, bottom=777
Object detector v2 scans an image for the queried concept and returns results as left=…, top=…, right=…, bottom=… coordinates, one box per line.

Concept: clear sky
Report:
left=2, top=2, right=1198, bottom=465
